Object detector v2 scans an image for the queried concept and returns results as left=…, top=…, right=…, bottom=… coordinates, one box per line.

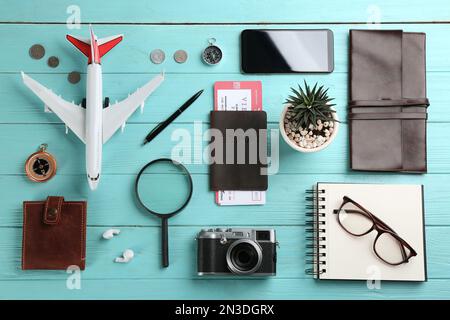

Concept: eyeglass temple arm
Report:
left=342, top=197, right=397, bottom=234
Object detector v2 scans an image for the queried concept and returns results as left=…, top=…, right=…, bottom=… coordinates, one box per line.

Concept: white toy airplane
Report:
left=22, top=26, right=164, bottom=190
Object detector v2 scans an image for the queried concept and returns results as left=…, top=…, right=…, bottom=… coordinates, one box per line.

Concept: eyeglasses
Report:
left=335, top=196, right=417, bottom=266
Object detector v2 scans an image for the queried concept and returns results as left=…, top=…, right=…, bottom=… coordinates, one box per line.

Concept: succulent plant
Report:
left=284, top=81, right=336, bottom=130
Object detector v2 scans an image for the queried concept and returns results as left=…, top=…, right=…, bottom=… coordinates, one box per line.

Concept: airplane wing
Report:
left=21, top=72, right=86, bottom=143
left=102, top=73, right=164, bottom=143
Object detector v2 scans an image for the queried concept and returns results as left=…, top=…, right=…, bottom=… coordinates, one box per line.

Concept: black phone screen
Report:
left=241, top=29, right=334, bottom=73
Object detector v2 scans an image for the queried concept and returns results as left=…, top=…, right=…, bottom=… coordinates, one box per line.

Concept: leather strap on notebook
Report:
left=349, top=98, right=429, bottom=108
left=43, top=196, right=64, bottom=225
left=349, top=112, right=428, bottom=120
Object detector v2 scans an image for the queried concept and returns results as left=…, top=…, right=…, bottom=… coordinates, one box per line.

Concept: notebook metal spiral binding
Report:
left=305, top=188, right=327, bottom=277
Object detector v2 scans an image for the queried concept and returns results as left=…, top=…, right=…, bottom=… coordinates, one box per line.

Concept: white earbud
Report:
left=114, top=249, right=134, bottom=263
left=102, top=229, right=121, bottom=240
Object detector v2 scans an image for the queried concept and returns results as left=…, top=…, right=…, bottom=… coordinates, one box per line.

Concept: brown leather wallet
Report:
left=22, top=196, right=87, bottom=270
left=349, top=30, right=429, bottom=172
left=209, top=111, right=268, bottom=191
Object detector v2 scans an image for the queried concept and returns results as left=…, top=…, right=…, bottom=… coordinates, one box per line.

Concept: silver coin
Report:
left=174, top=50, right=188, bottom=63
left=29, top=44, right=45, bottom=60
left=67, top=71, right=81, bottom=84
left=150, top=49, right=165, bottom=64
left=47, top=56, right=59, bottom=68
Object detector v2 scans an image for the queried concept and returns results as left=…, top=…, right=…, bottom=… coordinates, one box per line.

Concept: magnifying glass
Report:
left=135, top=158, right=193, bottom=268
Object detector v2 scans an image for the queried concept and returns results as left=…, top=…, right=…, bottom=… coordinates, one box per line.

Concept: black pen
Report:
left=142, top=89, right=204, bottom=145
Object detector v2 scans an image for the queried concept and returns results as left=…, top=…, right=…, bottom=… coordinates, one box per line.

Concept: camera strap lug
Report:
left=220, top=235, right=228, bottom=244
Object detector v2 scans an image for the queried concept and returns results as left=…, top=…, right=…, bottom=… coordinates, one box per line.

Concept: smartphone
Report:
left=241, top=29, right=334, bottom=73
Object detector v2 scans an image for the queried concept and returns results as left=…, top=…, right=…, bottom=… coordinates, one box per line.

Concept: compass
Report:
left=202, top=38, right=222, bottom=65
left=25, top=144, right=57, bottom=182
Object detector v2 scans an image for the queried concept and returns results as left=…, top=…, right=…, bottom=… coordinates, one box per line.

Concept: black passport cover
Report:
left=209, top=111, right=268, bottom=191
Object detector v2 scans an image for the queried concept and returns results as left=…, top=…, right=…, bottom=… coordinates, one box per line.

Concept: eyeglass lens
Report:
left=338, top=202, right=411, bottom=265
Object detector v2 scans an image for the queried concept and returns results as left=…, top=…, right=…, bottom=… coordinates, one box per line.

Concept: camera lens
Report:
left=226, top=240, right=263, bottom=275
left=233, top=243, right=256, bottom=268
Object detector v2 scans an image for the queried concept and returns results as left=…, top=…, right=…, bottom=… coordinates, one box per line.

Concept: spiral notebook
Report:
left=306, top=183, right=427, bottom=281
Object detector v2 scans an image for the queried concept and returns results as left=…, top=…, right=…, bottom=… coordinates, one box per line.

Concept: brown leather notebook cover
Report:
left=210, top=111, right=268, bottom=191
left=349, top=30, right=429, bottom=172
left=22, top=196, right=87, bottom=270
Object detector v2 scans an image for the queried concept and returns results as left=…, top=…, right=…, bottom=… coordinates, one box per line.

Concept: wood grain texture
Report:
left=0, top=226, right=447, bottom=282
left=0, top=174, right=449, bottom=227
left=1, top=123, right=449, bottom=175
left=1, top=24, right=449, bottom=74
left=0, top=0, right=449, bottom=23
left=0, top=1, right=449, bottom=300
left=1, top=278, right=450, bottom=300
left=2, top=71, right=450, bottom=123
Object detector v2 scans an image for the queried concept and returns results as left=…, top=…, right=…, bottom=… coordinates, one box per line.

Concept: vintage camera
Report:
left=196, top=228, right=277, bottom=276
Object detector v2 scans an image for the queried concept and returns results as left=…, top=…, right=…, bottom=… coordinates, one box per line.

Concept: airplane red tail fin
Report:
left=66, top=34, right=91, bottom=61
left=66, top=34, right=123, bottom=64
left=98, top=35, right=123, bottom=58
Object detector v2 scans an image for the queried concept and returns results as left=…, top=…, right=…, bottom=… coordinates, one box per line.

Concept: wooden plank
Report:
left=2, top=72, right=344, bottom=124
left=0, top=24, right=449, bottom=74
left=0, top=122, right=449, bottom=175
left=0, top=0, right=448, bottom=24
left=0, top=226, right=446, bottom=281
left=0, top=174, right=448, bottom=227
left=1, top=71, right=447, bottom=124
left=0, top=277, right=449, bottom=300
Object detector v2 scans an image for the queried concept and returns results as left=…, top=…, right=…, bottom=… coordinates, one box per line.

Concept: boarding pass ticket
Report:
left=214, top=81, right=266, bottom=206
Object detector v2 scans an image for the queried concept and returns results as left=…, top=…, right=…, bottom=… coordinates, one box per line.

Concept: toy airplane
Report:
left=22, top=26, right=164, bottom=190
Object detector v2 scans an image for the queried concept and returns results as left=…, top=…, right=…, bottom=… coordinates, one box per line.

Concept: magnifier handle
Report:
left=161, top=218, right=169, bottom=268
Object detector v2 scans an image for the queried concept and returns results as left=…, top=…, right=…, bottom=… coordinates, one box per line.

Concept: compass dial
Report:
left=25, top=149, right=57, bottom=182
left=32, top=158, right=50, bottom=176
left=202, top=45, right=222, bottom=65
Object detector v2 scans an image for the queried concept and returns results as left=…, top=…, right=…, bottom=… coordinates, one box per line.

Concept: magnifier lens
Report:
left=136, top=160, right=191, bottom=214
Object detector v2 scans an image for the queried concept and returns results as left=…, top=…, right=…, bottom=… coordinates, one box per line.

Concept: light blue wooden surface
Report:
left=0, top=1, right=449, bottom=300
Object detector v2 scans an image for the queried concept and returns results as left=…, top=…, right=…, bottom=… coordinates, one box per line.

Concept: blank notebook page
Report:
left=319, top=183, right=426, bottom=281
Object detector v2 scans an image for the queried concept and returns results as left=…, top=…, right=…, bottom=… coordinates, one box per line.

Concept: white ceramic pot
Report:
left=279, top=104, right=339, bottom=153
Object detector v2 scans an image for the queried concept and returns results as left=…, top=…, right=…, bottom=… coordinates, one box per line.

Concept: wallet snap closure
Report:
left=43, top=196, right=64, bottom=225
